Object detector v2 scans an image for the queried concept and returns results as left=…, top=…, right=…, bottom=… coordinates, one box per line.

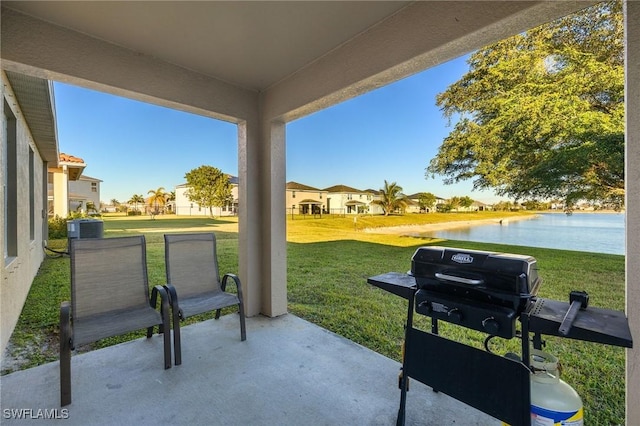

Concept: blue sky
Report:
left=53, top=54, right=504, bottom=205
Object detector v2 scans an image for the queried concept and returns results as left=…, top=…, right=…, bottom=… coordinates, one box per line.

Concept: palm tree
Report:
left=147, top=187, right=167, bottom=217
left=165, top=190, right=176, bottom=213
left=129, top=194, right=145, bottom=214
left=371, top=180, right=408, bottom=216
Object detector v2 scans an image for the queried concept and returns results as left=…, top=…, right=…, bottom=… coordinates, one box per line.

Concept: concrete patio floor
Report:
left=1, top=314, right=497, bottom=425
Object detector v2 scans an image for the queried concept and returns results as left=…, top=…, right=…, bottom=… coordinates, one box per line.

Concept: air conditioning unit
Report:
left=67, top=218, right=104, bottom=247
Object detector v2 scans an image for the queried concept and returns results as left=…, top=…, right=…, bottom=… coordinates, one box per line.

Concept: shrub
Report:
left=48, top=215, right=68, bottom=239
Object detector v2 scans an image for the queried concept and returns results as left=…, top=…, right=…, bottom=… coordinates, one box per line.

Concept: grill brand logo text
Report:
left=451, top=253, right=473, bottom=264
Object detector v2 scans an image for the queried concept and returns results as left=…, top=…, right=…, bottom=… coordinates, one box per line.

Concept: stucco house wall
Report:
left=1, top=72, right=49, bottom=353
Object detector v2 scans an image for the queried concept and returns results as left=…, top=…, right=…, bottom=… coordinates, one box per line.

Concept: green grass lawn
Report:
left=3, top=213, right=627, bottom=424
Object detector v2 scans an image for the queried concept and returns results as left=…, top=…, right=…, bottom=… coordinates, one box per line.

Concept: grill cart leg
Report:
left=396, top=290, right=415, bottom=426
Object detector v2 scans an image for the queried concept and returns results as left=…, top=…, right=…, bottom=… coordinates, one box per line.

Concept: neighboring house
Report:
left=405, top=193, right=440, bottom=213
left=286, top=182, right=328, bottom=215
left=70, top=175, right=102, bottom=213
left=175, top=176, right=239, bottom=217
left=1, top=71, right=58, bottom=354
left=362, top=189, right=385, bottom=215
left=472, top=200, right=492, bottom=212
left=47, top=153, right=85, bottom=217
left=324, top=184, right=372, bottom=215
left=47, top=153, right=101, bottom=217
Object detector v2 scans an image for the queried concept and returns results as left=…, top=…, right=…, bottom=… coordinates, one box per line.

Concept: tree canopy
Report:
left=147, top=187, right=167, bottom=215
left=184, top=165, right=233, bottom=217
left=427, top=1, right=624, bottom=210
left=418, top=192, right=437, bottom=212
left=129, top=194, right=145, bottom=212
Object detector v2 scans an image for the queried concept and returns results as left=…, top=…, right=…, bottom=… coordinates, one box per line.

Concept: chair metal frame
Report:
left=59, top=235, right=172, bottom=406
left=164, top=232, right=246, bottom=366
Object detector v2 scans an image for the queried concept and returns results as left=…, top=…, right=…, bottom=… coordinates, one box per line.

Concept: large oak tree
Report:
left=427, top=1, right=624, bottom=210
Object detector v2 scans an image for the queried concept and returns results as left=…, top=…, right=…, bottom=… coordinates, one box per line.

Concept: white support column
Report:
left=261, top=120, right=287, bottom=317
left=238, top=116, right=262, bottom=317
left=53, top=166, right=68, bottom=218
left=237, top=113, right=287, bottom=318
left=624, top=2, right=640, bottom=425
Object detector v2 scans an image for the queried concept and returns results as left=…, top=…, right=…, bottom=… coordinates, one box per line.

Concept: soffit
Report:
left=4, top=71, right=59, bottom=164
left=3, top=1, right=411, bottom=92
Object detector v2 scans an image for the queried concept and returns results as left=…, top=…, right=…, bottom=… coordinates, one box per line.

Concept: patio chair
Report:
left=59, top=235, right=172, bottom=406
left=164, top=232, right=246, bottom=366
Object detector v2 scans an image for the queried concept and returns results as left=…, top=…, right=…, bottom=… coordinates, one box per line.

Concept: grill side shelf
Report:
left=367, top=272, right=417, bottom=300
left=527, top=298, right=633, bottom=348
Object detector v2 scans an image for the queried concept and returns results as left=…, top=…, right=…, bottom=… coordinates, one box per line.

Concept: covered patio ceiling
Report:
left=1, top=1, right=599, bottom=122
left=2, top=2, right=638, bottom=423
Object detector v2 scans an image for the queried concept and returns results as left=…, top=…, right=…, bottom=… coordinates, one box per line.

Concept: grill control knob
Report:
left=418, top=301, right=432, bottom=314
left=447, top=308, right=462, bottom=323
left=482, top=317, right=500, bottom=335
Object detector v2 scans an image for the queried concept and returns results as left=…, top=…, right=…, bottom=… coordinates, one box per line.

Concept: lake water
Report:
left=423, top=213, right=625, bottom=255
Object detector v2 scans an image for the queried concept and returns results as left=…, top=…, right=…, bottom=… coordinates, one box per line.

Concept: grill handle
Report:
left=435, top=272, right=484, bottom=286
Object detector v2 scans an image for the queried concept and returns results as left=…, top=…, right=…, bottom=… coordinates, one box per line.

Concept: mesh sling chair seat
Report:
left=164, top=232, right=246, bottom=366
left=59, top=236, right=172, bottom=406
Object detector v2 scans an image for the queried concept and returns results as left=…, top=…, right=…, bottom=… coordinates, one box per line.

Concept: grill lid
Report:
left=410, top=246, right=541, bottom=311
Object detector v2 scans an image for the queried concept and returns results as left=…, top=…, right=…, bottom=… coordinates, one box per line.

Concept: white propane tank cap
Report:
left=531, top=349, right=558, bottom=369
left=531, top=349, right=559, bottom=377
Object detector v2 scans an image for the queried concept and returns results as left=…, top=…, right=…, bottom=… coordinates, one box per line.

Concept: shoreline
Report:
left=363, top=214, right=538, bottom=236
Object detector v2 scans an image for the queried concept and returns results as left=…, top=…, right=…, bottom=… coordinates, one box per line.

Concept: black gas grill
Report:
left=367, top=246, right=632, bottom=426
left=411, top=246, right=541, bottom=338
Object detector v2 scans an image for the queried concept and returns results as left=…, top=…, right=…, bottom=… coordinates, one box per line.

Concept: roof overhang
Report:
left=64, top=164, right=86, bottom=181
left=0, top=2, right=597, bottom=123
left=4, top=71, right=59, bottom=164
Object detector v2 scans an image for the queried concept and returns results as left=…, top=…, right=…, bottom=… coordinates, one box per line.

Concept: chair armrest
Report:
left=60, top=301, right=72, bottom=406
left=221, top=273, right=243, bottom=301
left=163, top=284, right=183, bottom=319
left=151, top=285, right=171, bottom=313
left=60, top=301, right=73, bottom=350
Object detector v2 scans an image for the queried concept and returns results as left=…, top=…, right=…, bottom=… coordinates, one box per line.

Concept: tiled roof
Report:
left=323, top=184, right=362, bottom=193
left=287, top=181, right=321, bottom=191
left=59, top=153, right=85, bottom=164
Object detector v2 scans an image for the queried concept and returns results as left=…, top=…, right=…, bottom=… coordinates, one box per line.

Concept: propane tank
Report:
left=501, top=349, right=583, bottom=425
left=530, top=349, right=583, bottom=426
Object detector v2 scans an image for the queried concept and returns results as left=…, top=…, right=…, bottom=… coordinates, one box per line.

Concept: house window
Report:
left=4, top=100, right=17, bottom=260
left=29, top=147, right=35, bottom=240
left=347, top=194, right=352, bottom=200
left=91, top=182, right=97, bottom=193
left=292, top=191, right=296, bottom=198
left=319, top=192, right=322, bottom=199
